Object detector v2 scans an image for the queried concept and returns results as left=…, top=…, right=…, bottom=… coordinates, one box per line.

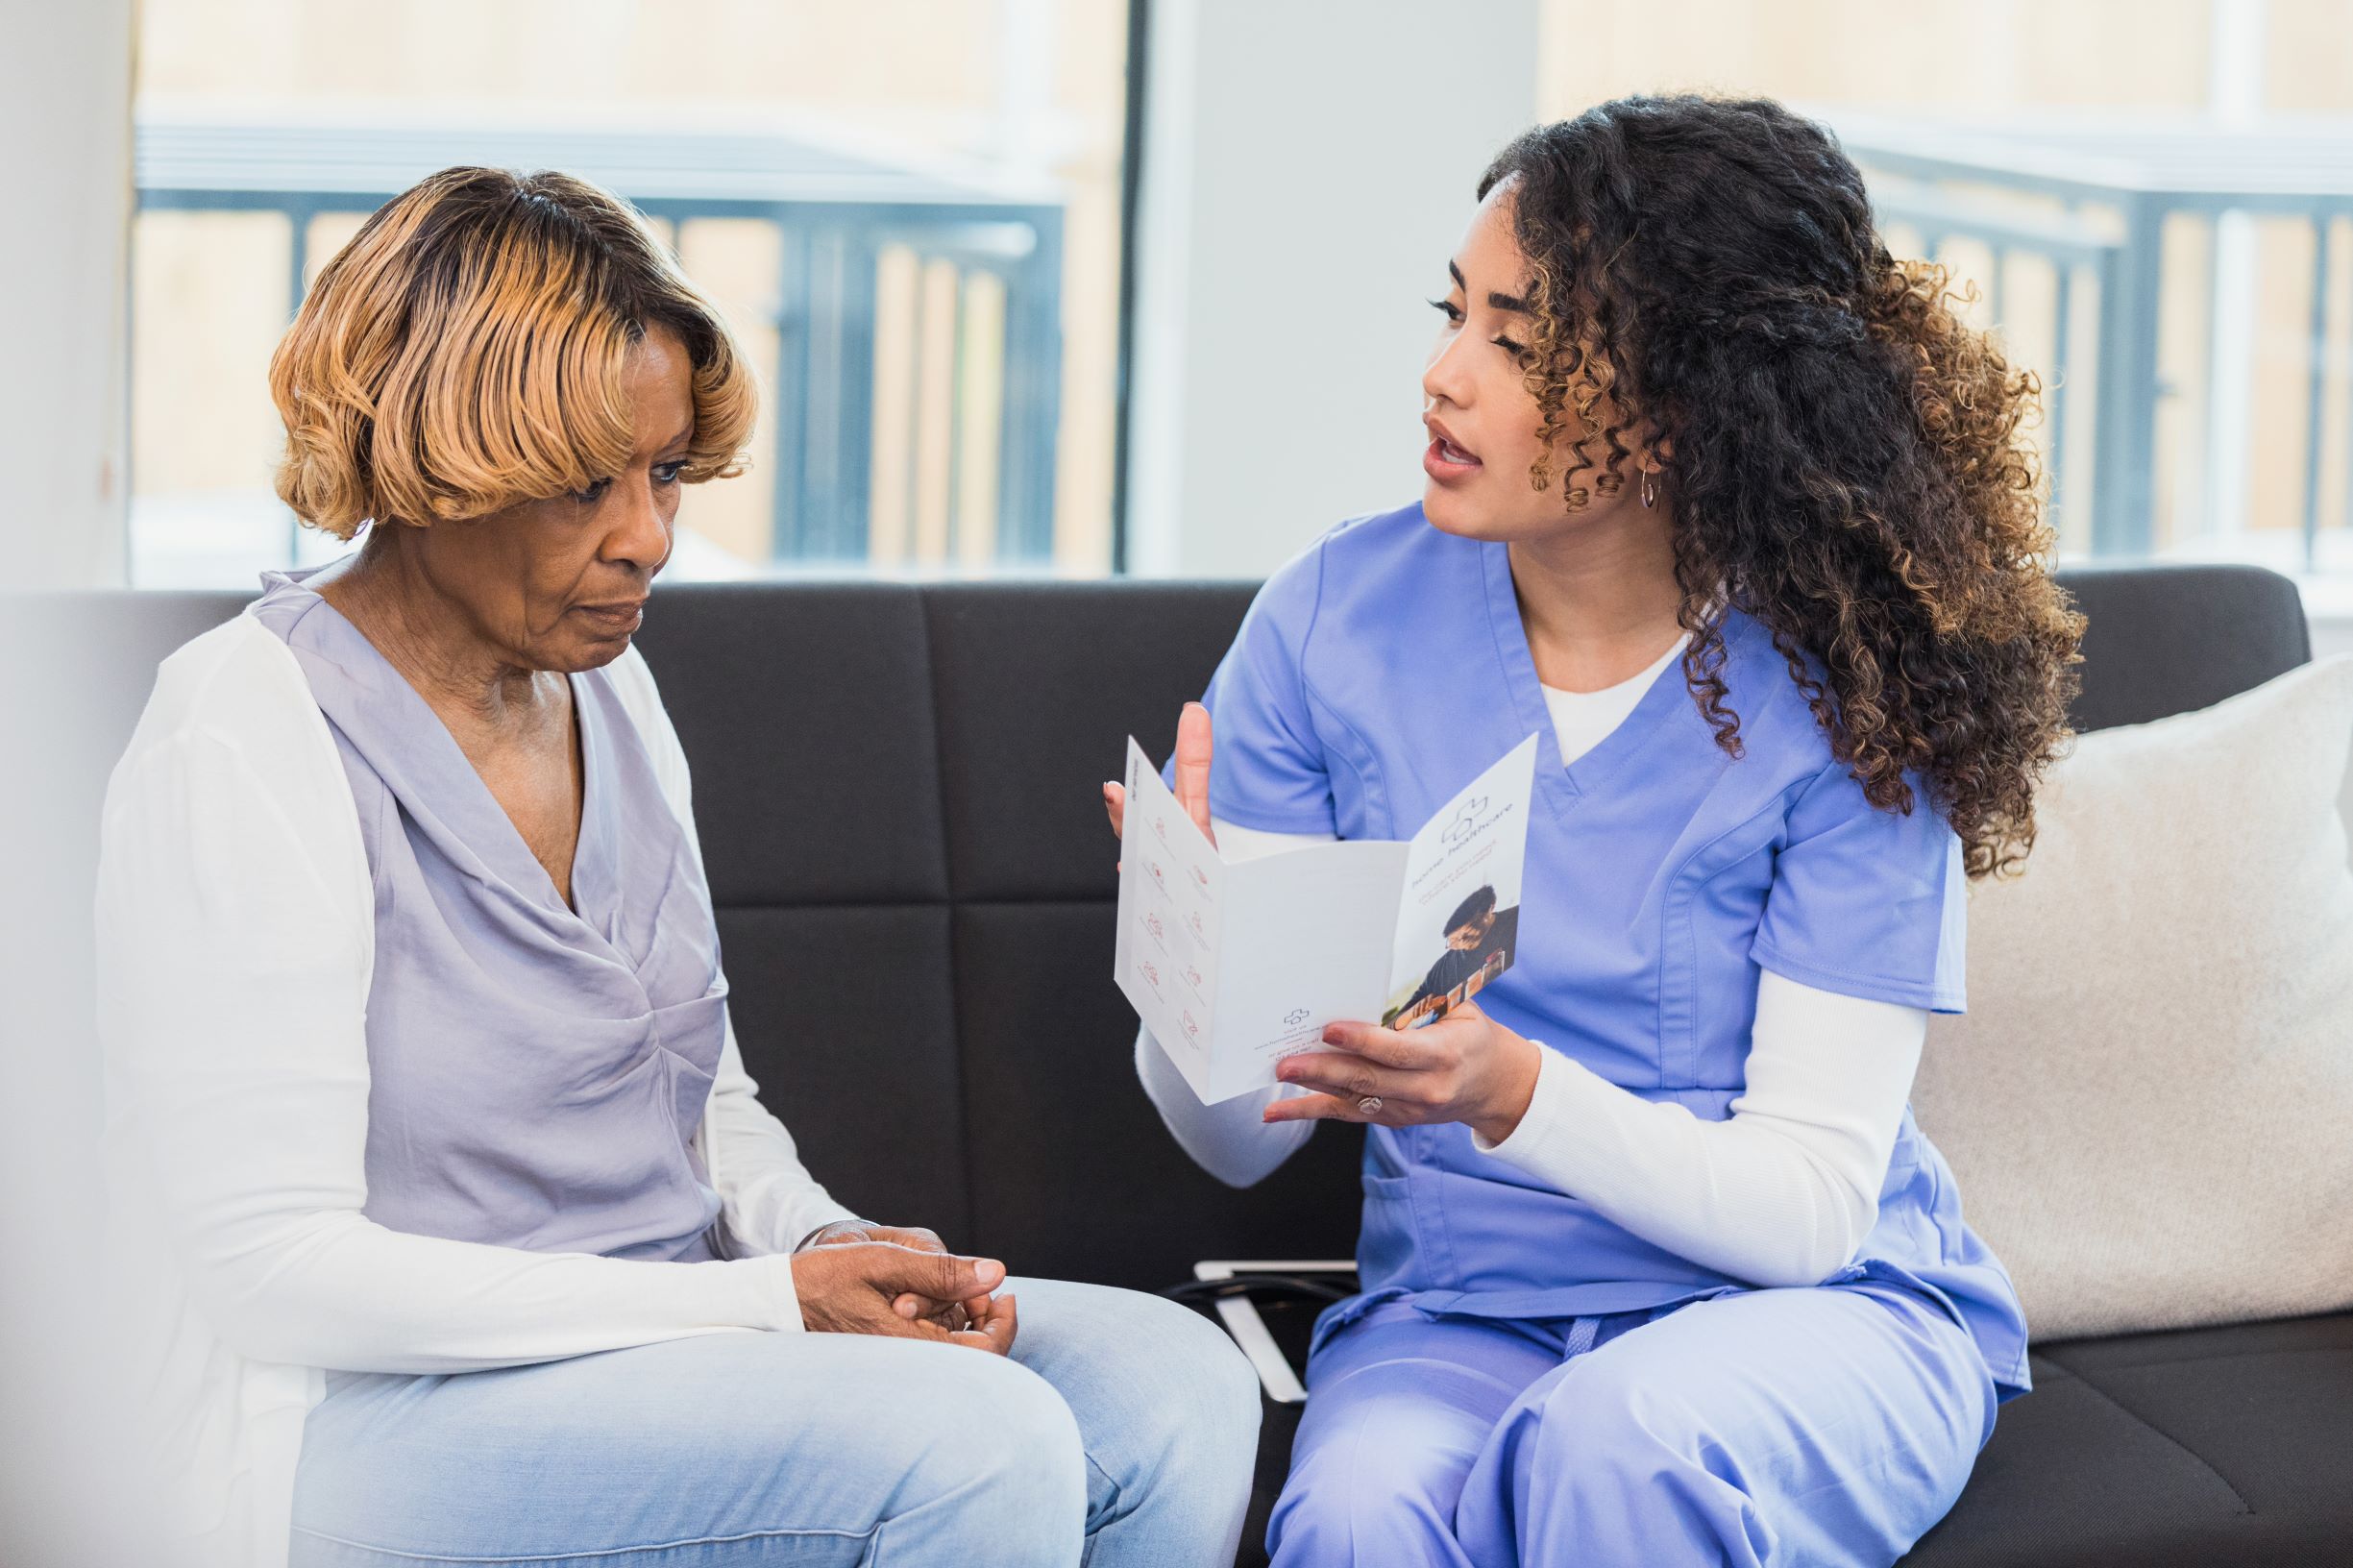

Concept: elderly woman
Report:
left=96, top=167, right=1257, bottom=1568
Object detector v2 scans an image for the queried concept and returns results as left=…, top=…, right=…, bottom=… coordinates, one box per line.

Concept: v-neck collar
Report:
left=258, top=568, right=608, bottom=924
left=1481, top=541, right=1719, bottom=812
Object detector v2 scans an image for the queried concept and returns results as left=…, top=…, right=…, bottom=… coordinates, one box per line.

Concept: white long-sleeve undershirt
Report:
left=1135, top=650, right=1928, bottom=1289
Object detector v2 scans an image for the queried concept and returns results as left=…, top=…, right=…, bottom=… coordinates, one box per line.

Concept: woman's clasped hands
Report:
left=789, top=1220, right=1018, bottom=1354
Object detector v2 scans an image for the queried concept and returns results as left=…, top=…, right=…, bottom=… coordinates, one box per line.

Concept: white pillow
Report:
left=1913, top=654, right=2353, bottom=1341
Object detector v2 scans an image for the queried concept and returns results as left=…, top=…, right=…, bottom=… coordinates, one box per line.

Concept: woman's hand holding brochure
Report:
left=1106, top=700, right=1541, bottom=1115
left=1266, top=1003, right=1541, bottom=1144
left=1101, top=701, right=1216, bottom=850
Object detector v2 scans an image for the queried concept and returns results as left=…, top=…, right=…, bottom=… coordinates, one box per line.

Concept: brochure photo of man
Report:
left=1389, top=884, right=1520, bottom=1026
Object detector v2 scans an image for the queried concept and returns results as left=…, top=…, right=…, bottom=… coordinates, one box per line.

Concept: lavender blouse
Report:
left=253, top=567, right=729, bottom=1262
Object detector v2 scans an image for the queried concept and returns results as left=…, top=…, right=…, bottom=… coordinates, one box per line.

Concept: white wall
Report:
left=0, top=3, right=136, bottom=1560
left=1, top=0, right=132, bottom=590
left=1123, top=0, right=1540, bottom=577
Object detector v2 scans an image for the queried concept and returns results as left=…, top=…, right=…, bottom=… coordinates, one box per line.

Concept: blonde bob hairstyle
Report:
left=269, top=166, right=757, bottom=539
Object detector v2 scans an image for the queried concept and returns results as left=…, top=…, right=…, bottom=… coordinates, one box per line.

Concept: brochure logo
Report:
left=1147, top=859, right=1166, bottom=891
left=1190, top=863, right=1210, bottom=887
left=1140, top=959, right=1160, bottom=988
left=1144, top=912, right=1164, bottom=943
left=1181, top=1008, right=1201, bottom=1039
left=1441, top=798, right=1487, bottom=846
left=1285, top=1008, right=1310, bottom=1026
left=1152, top=814, right=1169, bottom=843
left=1186, top=964, right=1204, bottom=989
left=1187, top=911, right=1207, bottom=942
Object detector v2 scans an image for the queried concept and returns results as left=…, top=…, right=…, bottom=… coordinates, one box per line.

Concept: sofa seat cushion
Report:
left=1902, top=1312, right=2353, bottom=1566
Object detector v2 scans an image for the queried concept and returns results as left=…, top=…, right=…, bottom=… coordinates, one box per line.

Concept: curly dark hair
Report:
left=1478, top=96, right=2083, bottom=878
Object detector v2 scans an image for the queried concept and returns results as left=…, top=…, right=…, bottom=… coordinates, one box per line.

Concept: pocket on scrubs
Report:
left=1356, top=1170, right=1419, bottom=1281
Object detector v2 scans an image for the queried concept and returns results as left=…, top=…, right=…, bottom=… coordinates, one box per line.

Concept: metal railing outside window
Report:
left=1828, top=109, right=2353, bottom=574
left=134, top=117, right=1066, bottom=576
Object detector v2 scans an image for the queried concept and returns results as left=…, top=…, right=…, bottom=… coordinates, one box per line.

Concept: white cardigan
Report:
left=95, top=609, right=859, bottom=1568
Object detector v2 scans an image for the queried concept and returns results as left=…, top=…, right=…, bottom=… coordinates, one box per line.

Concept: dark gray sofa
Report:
left=69, top=562, right=2352, bottom=1567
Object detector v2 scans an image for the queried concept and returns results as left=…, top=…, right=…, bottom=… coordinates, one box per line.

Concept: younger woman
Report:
left=1111, top=95, right=2081, bottom=1567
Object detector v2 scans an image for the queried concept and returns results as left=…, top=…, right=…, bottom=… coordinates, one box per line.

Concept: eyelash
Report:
left=1429, top=298, right=1529, bottom=357
left=571, top=462, right=686, bottom=505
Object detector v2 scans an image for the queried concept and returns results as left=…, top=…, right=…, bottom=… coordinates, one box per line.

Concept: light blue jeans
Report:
left=287, top=1277, right=1262, bottom=1567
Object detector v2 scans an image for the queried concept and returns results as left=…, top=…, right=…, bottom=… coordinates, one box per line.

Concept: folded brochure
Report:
left=1115, top=733, right=1538, bottom=1103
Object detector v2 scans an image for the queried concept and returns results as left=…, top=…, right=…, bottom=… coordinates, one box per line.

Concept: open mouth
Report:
left=1424, top=423, right=1483, bottom=479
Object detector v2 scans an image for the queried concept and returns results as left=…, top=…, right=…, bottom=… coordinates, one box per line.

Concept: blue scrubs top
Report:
left=1195, top=502, right=2029, bottom=1396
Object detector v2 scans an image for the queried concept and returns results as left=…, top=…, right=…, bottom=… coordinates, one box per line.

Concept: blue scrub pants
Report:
left=1270, top=1281, right=1996, bottom=1568
left=287, top=1278, right=1261, bottom=1567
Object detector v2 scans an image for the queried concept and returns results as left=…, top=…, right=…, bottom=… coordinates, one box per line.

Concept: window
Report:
left=130, top=0, right=1132, bottom=586
left=1538, top=0, right=2353, bottom=579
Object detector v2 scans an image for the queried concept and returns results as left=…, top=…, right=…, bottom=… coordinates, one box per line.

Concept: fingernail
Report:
left=975, top=1259, right=1005, bottom=1287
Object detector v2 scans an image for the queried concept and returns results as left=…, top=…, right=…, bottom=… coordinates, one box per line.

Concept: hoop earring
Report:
left=1640, top=469, right=1657, bottom=509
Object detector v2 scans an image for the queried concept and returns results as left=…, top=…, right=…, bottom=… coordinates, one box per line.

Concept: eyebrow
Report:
left=1447, top=260, right=1532, bottom=314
